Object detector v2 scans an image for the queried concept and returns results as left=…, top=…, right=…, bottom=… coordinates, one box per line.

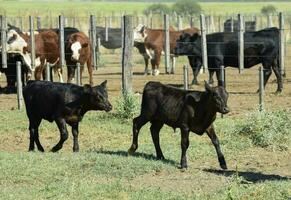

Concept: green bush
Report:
left=172, top=0, right=202, bottom=16
left=261, top=5, right=277, bottom=16
left=231, top=109, right=291, bottom=150
left=115, top=92, right=140, bottom=120
left=143, top=3, right=171, bottom=15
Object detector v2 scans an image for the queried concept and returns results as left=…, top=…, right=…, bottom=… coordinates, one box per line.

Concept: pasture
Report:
left=0, top=1, right=291, bottom=199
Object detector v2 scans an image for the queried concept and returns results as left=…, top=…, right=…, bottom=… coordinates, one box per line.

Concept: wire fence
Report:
left=0, top=13, right=291, bottom=115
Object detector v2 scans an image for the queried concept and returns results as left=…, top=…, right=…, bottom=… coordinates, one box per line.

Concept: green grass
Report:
left=0, top=104, right=290, bottom=199
left=0, top=2, right=291, bottom=16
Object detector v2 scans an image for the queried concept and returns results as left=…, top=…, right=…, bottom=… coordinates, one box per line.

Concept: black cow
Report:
left=174, top=27, right=282, bottom=93
left=128, top=81, right=230, bottom=169
left=95, top=26, right=149, bottom=73
left=23, top=80, right=112, bottom=152
left=0, top=53, right=28, bottom=93
left=224, top=19, right=256, bottom=32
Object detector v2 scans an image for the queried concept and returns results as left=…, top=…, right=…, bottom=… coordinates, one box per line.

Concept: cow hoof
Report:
left=157, top=155, right=165, bottom=160
left=127, top=147, right=137, bottom=155
left=220, top=164, right=228, bottom=170
left=275, top=90, right=282, bottom=95
left=191, top=80, right=199, bottom=85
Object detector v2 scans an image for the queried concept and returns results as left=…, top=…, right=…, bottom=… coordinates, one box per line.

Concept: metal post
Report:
left=59, top=15, right=65, bottom=68
left=45, top=62, right=50, bottom=81
left=105, top=17, right=108, bottom=41
left=218, top=15, right=222, bottom=32
left=164, top=14, right=170, bottom=74
left=220, top=65, right=225, bottom=88
left=97, top=37, right=101, bottom=67
left=279, top=12, right=285, bottom=76
left=183, top=65, right=189, bottom=90
left=1, top=15, right=7, bottom=69
left=200, top=14, right=208, bottom=73
left=253, top=15, right=257, bottom=31
left=259, top=66, right=264, bottom=112
left=76, top=62, right=81, bottom=86
left=121, top=15, right=133, bottom=95
left=238, top=14, right=244, bottom=73
left=171, top=57, right=176, bottom=74
left=210, top=15, right=215, bottom=33
left=19, top=16, right=23, bottom=31
left=90, top=15, right=97, bottom=69
left=29, top=16, right=36, bottom=70
left=16, top=61, right=23, bottom=110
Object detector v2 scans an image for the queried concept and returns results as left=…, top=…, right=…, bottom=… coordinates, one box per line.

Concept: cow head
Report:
left=133, top=24, right=147, bottom=43
left=6, top=29, right=28, bottom=53
left=69, top=34, right=88, bottom=62
left=82, top=80, right=112, bottom=112
left=174, top=32, right=200, bottom=56
left=205, top=81, right=230, bottom=114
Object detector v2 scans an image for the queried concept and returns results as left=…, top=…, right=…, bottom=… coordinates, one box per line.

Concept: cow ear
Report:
left=191, top=33, right=199, bottom=42
left=186, top=92, right=201, bottom=103
left=100, top=80, right=107, bottom=88
left=82, top=42, right=88, bottom=48
left=83, top=84, right=92, bottom=94
left=204, top=81, right=213, bottom=93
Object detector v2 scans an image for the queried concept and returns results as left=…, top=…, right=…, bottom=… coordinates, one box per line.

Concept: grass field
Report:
left=0, top=1, right=291, bottom=16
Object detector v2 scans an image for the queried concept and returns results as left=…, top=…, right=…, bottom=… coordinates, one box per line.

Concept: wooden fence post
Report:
left=59, top=15, right=65, bottom=69
left=16, top=61, right=23, bottom=110
left=90, top=15, right=97, bottom=69
left=230, top=16, right=234, bottom=32
left=164, top=14, right=170, bottom=74
left=29, top=16, right=36, bottom=70
left=76, top=62, right=81, bottom=86
left=200, top=14, right=208, bottom=73
left=190, top=16, right=194, bottom=28
left=279, top=12, right=285, bottom=76
left=259, top=66, right=264, bottom=112
left=37, top=16, right=41, bottom=29
left=121, top=15, right=133, bottom=95
left=177, top=15, right=182, bottom=31
left=45, top=62, right=50, bottom=81
left=267, top=14, right=273, bottom=27
left=1, top=15, right=7, bottom=69
left=238, top=14, right=244, bottom=73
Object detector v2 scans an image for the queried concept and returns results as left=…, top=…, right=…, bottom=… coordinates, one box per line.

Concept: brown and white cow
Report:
left=65, top=32, right=93, bottom=86
left=6, top=28, right=62, bottom=82
left=133, top=25, right=199, bottom=76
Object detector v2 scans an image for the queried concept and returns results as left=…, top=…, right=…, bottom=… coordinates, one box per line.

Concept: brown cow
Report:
left=6, top=28, right=62, bottom=81
left=65, top=32, right=93, bottom=86
left=133, top=25, right=199, bottom=76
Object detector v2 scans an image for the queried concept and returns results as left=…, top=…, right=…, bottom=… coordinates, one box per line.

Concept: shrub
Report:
left=231, top=109, right=291, bottom=151
left=143, top=3, right=171, bottom=15
left=172, top=0, right=202, bottom=17
left=261, top=5, right=277, bottom=16
left=115, top=92, right=140, bottom=120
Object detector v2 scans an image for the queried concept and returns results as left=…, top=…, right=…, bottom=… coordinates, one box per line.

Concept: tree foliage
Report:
left=143, top=3, right=171, bottom=15
left=261, top=5, right=277, bottom=16
left=172, top=0, right=202, bottom=16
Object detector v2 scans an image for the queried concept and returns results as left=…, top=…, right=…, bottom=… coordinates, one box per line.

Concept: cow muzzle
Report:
left=105, top=103, right=112, bottom=112
left=221, top=106, right=230, bottom=114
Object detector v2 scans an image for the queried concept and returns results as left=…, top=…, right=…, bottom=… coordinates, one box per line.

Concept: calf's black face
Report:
left=84, top=80, right=112, bottom=112
left=205, top=82, right=229, bottom=114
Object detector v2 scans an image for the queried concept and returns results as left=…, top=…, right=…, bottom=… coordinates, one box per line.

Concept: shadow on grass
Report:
left=203, top=168, right=291, bottom=183
left=92, top=149, right=178, bottom=167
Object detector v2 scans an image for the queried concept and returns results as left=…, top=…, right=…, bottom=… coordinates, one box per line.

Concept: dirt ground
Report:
left=1, top=46, right=291, bottom=115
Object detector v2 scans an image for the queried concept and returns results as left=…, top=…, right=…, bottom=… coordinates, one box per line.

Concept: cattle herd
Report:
left=0, top=17, right=285, bottom=169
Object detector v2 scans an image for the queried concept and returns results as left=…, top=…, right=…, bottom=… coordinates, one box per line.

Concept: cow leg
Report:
left=72, top=124, right=79, bottom=152
left=51, top=118, right=68, bottom=152
left=87, top=60, right=93, bottom=86
left=208, top=70, right=215, bottom=85
left=58, top=68, right=64, bottom=83
left=206, top=125, right=227, bottom=170
left=28, top=118, right=44, bottom=152
left=188, top=56, right=201, bottom=85
left=143, top=55, right=150, bottom=75
left=128, top=115, right=148, bottom=154
left=150, top=122, right=165, bottom=160
left=180, top=127, right=190, bottom=169
left=271, top=61, right=283, bottom=93
left=154, top=50, right=161, bottom=76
